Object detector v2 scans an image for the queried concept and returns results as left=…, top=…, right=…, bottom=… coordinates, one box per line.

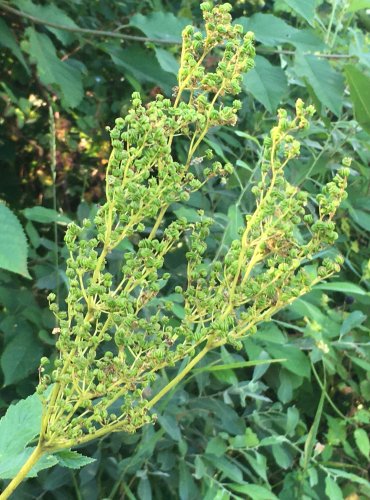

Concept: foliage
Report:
left=0, top=0, right=369, bottom=499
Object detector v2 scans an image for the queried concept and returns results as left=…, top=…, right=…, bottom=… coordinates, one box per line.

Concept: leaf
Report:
left=194, top=358, right=285, bottom=374
left=340, top=310, right=367, bottom=336
left=137, top=477, right=152, bottom=500
left=157, top=414, right=181, bottom=441
left=236, top=14, right=298, bottom=46
left=0, top=203, right=31, bottom=279
left=26, top=28, right=83, bottom=108
left=105, top=44, right=175, bottom=94
left=283, top=0, right=316, bottom=26
left=265, top=344, right=310, bottom=378
left=345, top=65, right=370, bottom=134
left=155, top=48, right=180, bottom=75
left=313, top=282, right=367, bottom=296
left=354, top=428, right=370, bottom=459
left=243, top=56, right=288, bottom=113
left=303, top=385, right=325, bottom=473
left=206, top=436, right=228, bottom=457
left=0, top=393, right=42, bottom=459
left=224, top=204, right=244, bottom=246
left=352, top=209, right=370, bottom=231
left=1, top=329, right=42, bottom=385
left=325, top=476, right=344, bottom=500
left=53, top=450, right=96, bottom=469
left=205, top=455, right=243, bottom=483
left=130, top=12, right=190, bottom=43
left=15, top=0, right=79, bottom=45
left=0, top=19, right=29, bottom=73
left=23, top=206, right=71, bottom=225
left=229, top=483, right=278, bottom=499
left=0, top=447, right=58, bottom=479
left=348, top=0, right=370, bottom=12
left=294, top=53, right=344, bottom=116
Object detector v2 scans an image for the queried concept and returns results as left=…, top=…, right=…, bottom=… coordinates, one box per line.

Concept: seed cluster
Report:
left=37, top=2, right=348, bottom=452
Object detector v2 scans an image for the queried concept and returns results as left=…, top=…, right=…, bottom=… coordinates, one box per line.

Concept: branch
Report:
left=0, top=2, right=358, bottom=60
left=0, top=2, right=176, bottom=45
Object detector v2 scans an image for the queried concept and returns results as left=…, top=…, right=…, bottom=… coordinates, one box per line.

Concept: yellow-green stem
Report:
left=0, top=443, right=44, bottom=500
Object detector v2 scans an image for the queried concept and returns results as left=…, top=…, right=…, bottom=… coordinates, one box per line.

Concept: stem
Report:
left=0, top=443, right=44, bottom=500
left=145, top=342, right=212, bottom=410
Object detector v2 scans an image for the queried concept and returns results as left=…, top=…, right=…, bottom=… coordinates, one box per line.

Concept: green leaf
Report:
left=229, top=483, right=278, bottom=499
left=105, top=45, right=175, bottom=94
left=313, top=282, right=367, bottom=296
left=352, top=209, right=370, bottom=231
left=283, top=0, right=316, bottom=26
left=348, top=0, right=370, bottom=12
left=340, top=310, right=367, bottom=336
left=265, top=344, right=310, bottom=378
left=206, top=436, right=228, bottom=457
left=236, top=14, right=298, bottom=46
left=194, top=358, right=285, bottom=375
left=243, top=56, right=288, bottom=113
left=15, top=0, right=79, bottom=45
left=130, top=12, right=190, bottom=43
left=354, top=428, right=370, bottom=459
left=206, top=455, right=243, bottom=483
left=23, top=206, right=71, bottom=225
left=155, top=48, right=180, bottom=75
left=345, top=65, right=370, bottom=134
left=0, top=19, right=29, bottom=73
left=1, top=329, right=43, bottom=385
left=26, top=28, right=83, bottom=108
left=325, top=476, right=344, bottom=500
left=0, top=448, right=58, bottom=479
left=0, top=393, right=42, bottom=459
left=53, top=450, right=96, bottom=469
left=294, top=53, right=344, bottom=116
left=0, top=203, right=31, bottom=279
left=137, top=477, right=152, bottom=500
left=157, top=414, right=181, bottom=441
left=224, top=204, right=243, bottom=246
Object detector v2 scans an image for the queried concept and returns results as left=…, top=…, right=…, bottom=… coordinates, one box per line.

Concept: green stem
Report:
left=0, top=443, right=44, bottom=500
left=145, top=342, right=212, bottom=410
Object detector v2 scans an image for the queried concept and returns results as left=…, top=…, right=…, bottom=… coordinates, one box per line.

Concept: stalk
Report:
left=0, top=443, right=44, bottom=500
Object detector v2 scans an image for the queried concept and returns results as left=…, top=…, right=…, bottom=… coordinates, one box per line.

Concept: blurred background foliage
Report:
left=0, top=0, right=369, bottom=498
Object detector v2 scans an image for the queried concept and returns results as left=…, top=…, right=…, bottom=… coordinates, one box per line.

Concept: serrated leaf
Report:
left=1, top=329, right=42, bottom=385
left=295, top=53, right=344, bottom=116
left=354, top=428, right=370, bottom=459
left=130, top=12, right=190, bottom=43
left=0, top=393, right=42, bottom=460
left=26, top=28, right=83, bottom=108
left=0, top=18, right=29, bottom=73
left=23, top=206, right=71, bottom=225
left=283, top=0, right=315, bottom=26
left=0, top=448, right=58, bottom=479
left=345, top=65, right=370, bottom=134
left=0, top=203, right=31, bottom=278
left=243, top=56, right=288, bottom=113
left=53, top=450, right=96, bottom=469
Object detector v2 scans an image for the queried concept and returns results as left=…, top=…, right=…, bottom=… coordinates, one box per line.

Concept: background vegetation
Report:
left=0, top=0, right=369, bottom=498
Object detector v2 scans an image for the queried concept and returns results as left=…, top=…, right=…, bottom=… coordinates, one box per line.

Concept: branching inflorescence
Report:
left=1, top=2, right=349, bottom=496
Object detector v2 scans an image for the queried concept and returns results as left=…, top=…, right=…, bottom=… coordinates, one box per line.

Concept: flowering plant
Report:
left=0, top=2, right=349, bottom=498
